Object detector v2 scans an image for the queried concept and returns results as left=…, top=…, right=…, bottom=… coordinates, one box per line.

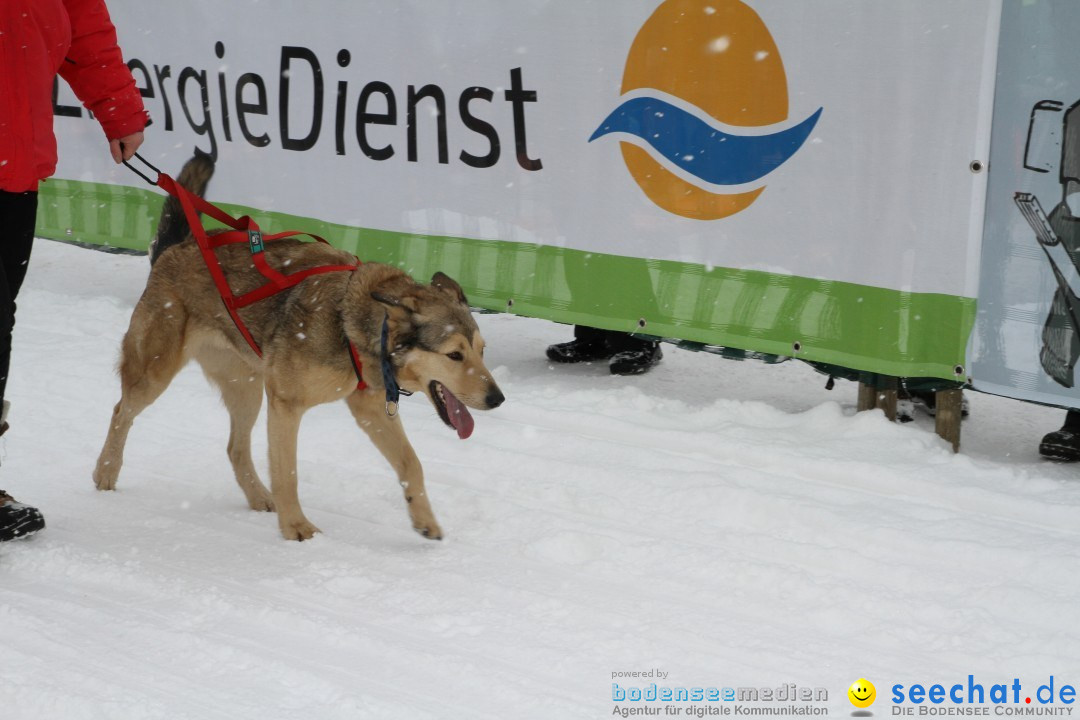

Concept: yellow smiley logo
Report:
left=848, top=678, right=876, bottom=709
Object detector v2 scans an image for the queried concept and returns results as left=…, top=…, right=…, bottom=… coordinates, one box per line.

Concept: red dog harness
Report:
left=125, top=154, right=368, bottom=391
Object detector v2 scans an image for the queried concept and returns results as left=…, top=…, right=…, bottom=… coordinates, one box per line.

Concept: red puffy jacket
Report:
left=0, top=0, right=147, bottom=192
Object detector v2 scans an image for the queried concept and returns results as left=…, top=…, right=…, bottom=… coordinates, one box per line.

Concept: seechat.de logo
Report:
left=590, top=0, right=822, bottom=221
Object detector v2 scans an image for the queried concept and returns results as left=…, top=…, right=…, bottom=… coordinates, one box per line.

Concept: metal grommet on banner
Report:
left=969, top=160, right=984, bottom=173
left=793, top=341, right=803, bottom=353
left=954, top=364, right=965, bottom=377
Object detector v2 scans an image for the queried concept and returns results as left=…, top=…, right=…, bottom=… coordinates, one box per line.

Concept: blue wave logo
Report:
left=598, top=0, right=822, bottom=220
left=590, top=98, right=822, bottom=187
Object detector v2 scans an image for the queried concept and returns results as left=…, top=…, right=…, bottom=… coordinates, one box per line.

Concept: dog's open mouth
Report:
left=430, top=381, right=474, bottom=440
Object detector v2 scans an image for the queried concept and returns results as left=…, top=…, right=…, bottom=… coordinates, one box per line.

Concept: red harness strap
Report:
left=155, top=172, right=368, bottom=391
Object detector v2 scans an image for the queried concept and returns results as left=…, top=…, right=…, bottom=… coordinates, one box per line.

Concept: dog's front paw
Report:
left=246, top=489, right=275, bottom=513
left=413, top=520, right=443, bottom=541
left=250, top=496, right=276, bottom=512
left=93, top=463, right=118, bottom=491
left=279, top=517, right=321, bottom=541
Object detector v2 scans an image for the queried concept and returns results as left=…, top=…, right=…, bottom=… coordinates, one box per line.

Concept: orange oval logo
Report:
left=590, top=0, right=822, bottom=220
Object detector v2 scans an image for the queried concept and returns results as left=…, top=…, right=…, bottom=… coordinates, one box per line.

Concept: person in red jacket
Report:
left=0, top=0, right=148, bottom=541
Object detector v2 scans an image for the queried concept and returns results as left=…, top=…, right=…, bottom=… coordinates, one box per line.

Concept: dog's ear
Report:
left=371, top=290, right=420, bottom=315
left=431, top=272, right=468, bottom=305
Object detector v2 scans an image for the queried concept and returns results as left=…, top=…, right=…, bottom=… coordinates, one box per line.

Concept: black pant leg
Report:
left=0, top=191, right=38, bottom=406
left=573, top=325, right=610, bottom=345
left=1065, top=409, right=1080, bottom=431
left=605, top=331, right=656, bottom=353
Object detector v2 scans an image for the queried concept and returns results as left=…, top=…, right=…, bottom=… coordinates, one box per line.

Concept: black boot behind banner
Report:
left=545, top=326, right=663, bottom=374
left=0, top=489, right=45, bottom=542
left=546, top=325, right=615, bottom=364
left=607, top=332, right=662, bottom=376
left=1040, top=409, right=1080, bottom=461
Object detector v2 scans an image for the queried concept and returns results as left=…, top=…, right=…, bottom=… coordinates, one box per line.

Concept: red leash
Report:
left=125, top=154, right=368, bottom=391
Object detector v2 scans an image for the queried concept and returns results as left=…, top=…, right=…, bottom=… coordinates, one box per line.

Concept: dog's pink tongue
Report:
left=443, top=387, right=474, bottom=440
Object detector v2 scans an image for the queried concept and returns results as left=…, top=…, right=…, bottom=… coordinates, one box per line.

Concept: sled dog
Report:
left=93, top=154, right=504, bottom=540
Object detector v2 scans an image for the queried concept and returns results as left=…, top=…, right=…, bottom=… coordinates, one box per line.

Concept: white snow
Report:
left=3, top=239, right=1080, bottom=719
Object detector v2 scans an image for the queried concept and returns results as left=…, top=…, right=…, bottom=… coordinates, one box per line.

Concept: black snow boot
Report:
left=546, top=326, right=613, bottom=364
left=1040, top=410, right=1080, bottom=462
left=609, top=343, right=663, bottom=376
left=546, top=339, right=612, bottom=363
left=0, top=490, right=45, bottom=542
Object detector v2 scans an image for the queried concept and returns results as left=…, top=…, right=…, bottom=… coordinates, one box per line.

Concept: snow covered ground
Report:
left=3, top=239, right=1080, bottom=720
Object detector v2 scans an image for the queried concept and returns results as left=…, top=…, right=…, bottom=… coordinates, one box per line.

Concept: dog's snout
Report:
left=485, top=387, right=505, bottom=409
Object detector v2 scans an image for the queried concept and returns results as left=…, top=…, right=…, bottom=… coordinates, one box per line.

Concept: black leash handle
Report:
left=121, top=151, right=161, bottom=186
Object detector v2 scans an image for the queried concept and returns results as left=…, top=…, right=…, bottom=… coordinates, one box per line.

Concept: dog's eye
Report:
left=446, top=351, right=464, bottom=362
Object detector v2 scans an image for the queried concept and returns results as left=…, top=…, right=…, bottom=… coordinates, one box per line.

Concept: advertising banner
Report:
left=969, top=1, right=1080, bottom=408
left=43, top=1, right=1000, bottom=380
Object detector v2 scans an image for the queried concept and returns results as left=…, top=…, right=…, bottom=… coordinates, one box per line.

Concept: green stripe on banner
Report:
left=37, top=179, right=975, bottom=381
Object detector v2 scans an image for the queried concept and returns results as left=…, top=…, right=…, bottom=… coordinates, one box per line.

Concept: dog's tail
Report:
left=149, top=151, right=215, bottom=265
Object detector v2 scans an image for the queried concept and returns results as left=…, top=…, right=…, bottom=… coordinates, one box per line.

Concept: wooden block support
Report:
left=935, top=388, right=963, bottom=453
left=857, top=382, right=877, bottom=412
left=877, top=384, right=898, bottom=422
left=856, top=376, right=898, bottom=422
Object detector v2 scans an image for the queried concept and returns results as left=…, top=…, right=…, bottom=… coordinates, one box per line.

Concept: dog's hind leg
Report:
left=198, top=352, right=274, bottom=512
left=345, top=390, right=443, bottom=541
left=93, top=300, right=187, bottom=491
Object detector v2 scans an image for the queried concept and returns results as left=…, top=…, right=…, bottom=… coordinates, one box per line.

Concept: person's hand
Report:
left=109, top=131, right=145, bottom=164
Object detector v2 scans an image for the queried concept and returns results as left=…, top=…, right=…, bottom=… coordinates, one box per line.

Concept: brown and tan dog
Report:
left=93, top=155, right=503, bottom=541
